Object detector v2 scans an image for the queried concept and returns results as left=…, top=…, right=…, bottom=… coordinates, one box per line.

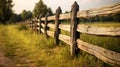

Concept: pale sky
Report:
left=13, top=0, right=120, bottom=14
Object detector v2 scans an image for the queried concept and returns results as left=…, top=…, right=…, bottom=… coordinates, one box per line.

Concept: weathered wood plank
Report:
left=59, top=24, right=70, bottom=32
left=41, top=23, right=45, bottom=28
left=47, top=23, right=54, bottom=29
left=77, top=24, right=120, bottom=36
left=59, top=34, right=71, bottom=45
left=77, top=3, right=120, bottom=18
left=48, top=23, right=70, bottom=32
left=41, top=17, right=45, bottom=21
left=47, top=31, right=71, bottom=45
left=41, top=16, right=55, bottom=21
left=77, top=39, right=120, bottom=66
left=77, top=10, right=88, bottom=18
left=41, top=28, right=44, bottom=33
left=47, top=31, right=54, bottom=37
left=41, top=3, right=120, bottom=21
left=59, top=13, right=71, bottom=20
left=58, top=24, right=120, bottom=36
left=42, top=13, right=70, bottom=21
left=48, top=16, right=55, bottom=21
left=89, top=3, right=120, bottom=14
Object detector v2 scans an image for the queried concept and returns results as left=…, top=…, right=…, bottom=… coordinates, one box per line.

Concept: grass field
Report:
left=0, top=24, right=113, bottom=67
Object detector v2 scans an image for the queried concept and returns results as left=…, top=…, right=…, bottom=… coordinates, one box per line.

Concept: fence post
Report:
left=34, top=18, right=37, bottom=32
left=39, top=15, right=42, bottom=34
left=70, top=1, right=79, bottom=57
left=36, top=17, right=39, bottom=33
left=32, top=19, right=34, bottom=32
left=44, top=12, right=50, bottom=38
left=31, top=20, right=33, bottom=30
left=54, top=7, right=62, bottom=45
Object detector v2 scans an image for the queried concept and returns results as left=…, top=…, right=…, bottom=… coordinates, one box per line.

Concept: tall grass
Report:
left=80, top=34, right=120, bottom=52
left=0, top=24, right=112, bottom=67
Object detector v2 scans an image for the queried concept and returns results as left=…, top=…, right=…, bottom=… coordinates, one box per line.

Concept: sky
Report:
left=13, top=0, right=120, bottom=14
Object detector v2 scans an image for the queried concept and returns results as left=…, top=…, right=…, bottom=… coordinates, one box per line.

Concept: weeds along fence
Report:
left=28, top=2, right=120, bottom=66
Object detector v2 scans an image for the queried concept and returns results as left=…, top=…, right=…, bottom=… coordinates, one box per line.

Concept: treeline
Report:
left=0, top=0, right=120, bottom=24
left=0, top=0, right=33, bottom=24
left=8, top=10, right=32, bottom=23
left=62, top=12, right=120, bottom=24
left=0, top=0, right=53, bottom=24
left=79, top=13, right=120, bottom=22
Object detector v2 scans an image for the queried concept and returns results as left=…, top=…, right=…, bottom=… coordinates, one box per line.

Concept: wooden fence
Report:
left=29, top=2, right=120, bottom=66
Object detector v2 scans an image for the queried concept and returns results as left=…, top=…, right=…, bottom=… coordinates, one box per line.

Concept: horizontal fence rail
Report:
left=29, top=2, right=120, bottom=66
left=47, top=23, right=120, bottom=36
left=41, top=3, right=120, bottom=21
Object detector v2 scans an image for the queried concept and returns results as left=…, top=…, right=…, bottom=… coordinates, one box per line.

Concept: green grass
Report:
left=0, top=24, right=112, bottom=67
left=49, top=27, right=70, bottom=36
left=80, top=34, right=120, bottom=52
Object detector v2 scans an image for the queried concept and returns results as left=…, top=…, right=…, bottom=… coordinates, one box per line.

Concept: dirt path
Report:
left=0, top=43, right=15, bottom=67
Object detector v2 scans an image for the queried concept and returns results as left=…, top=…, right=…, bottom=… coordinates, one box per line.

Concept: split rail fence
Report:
left=29, top=2, right=120, bottom=66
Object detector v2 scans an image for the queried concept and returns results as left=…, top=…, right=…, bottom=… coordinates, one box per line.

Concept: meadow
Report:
left=0, top=23, right=119, bottom=67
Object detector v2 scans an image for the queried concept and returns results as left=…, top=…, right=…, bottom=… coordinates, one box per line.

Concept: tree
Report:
left=9, top=14, right=22, bottom=23
left=0, top=0, right=14, bottom=24
left=65, top=11, right=69, bottom=13
left=21, top=10, right=28, bottom=20
left=21, top=10, right=32, bottom=21
left=112, top=13, right=120, bottom=22
left=33, top=0, right=53, bottom=17
left=47, top=7, right=53, bottom=15
left=27, top=11, right=32, bottom=19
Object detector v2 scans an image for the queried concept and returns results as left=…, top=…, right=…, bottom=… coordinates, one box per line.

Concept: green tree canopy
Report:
left=33, top=0, right=53, bottom=17
left=0, top=0, right=13, bottom=24
left=21, top=10, right=32, bottom=21
left=8, top=14, right=22, bottom=23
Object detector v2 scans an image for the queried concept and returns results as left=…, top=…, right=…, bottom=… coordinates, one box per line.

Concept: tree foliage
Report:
left=33, top=0, right=53, bottom=17
left=112, top=13, right=120, bottom=22
left=21, top=10, right=32, bottom=21
left=79, top=13, right=120, bottom=23
left=8, top=10, right=32, bottom=23
left=0, top=0, right=13, bottom=24
left=8, top=14, right=22, bottom=23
